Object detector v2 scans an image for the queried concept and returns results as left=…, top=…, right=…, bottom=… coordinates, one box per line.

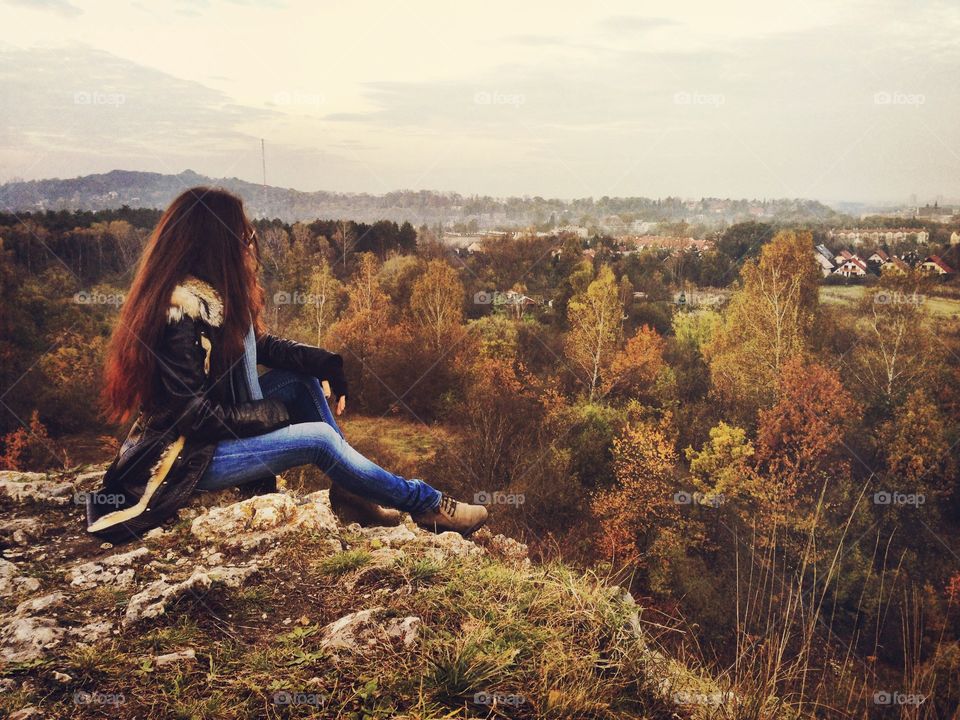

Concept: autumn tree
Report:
left=753, top=357, right=858, bottom=535
left=686, top=421, right=758, bottom=503
left=331, top=220, right=357, bottom=270
left=0, top=411, right=65, bottom=471
left=408, top=259, right=465, bottom=352
left=379, top=254, right=423, bottom=309
left=327, top=253, right=404, bottom=410
left=847, top=286, right=941, bottom=419
left=305, top=257, right=343, bottom=346
left=670, top=309, right=720, bottom=402
left=565, top=265, right=624, bottom=401
left=878, top=389, right=955, bottom=495
left=593, top=416, right=682, bottom=568
left=601, top=324, right=671, bottom=403
left=456, top=357, right=533, bottom=489
left=706, top=230, right=821, bottom=421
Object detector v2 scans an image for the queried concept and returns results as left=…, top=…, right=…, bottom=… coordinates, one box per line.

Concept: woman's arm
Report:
left=154, top=318, right=292, bottom=442
left=256, top=333, right=348, bottom=401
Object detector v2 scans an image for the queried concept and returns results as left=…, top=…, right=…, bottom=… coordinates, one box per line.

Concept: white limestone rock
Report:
left=190, top=492, right=339, bottom=551
left=65, top=546, right=149, bottom=590
left=357, top=523, right=418, bottom=548
left=0, top=471, right=75, bottom=504
left=123, top=564, right=257, bottom=627
left=152, top=648, right=196, bottom=665
left=0, top=593, right=66, bottom=662
left=0, top=559, right=40, bottom=598
left=318, top=606, right=421, bottom=658
left=0, top=517, right=40, bottom=546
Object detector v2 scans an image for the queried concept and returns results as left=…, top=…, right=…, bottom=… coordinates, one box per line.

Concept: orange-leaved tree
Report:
left=592, top=415, right=682, bottom=571
left=753, top=356, right=858, bottom=540
left=601, top=324, right=672, bottom=404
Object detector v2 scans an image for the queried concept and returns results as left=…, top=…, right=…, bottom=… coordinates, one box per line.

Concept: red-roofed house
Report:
left=881, top=257, right=912, bottom=276
left=834, top=255, right=869, bottom=277
left=920, top=255, right=956, bottom=276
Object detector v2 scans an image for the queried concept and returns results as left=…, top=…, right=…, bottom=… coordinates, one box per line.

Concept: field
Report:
left=819, top=284, right=960, bottom=318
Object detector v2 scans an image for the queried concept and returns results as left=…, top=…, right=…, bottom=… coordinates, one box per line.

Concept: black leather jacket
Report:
left=86, top=276, right=343, bottom=543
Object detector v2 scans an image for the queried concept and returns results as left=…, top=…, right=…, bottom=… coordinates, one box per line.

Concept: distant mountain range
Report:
left=0, top=169, right=842, bottom=228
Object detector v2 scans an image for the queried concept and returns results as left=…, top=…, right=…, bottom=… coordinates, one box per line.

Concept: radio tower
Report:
left=261, top=138, right=267, bottom=188
left=260, top=139, right=267, bottom=218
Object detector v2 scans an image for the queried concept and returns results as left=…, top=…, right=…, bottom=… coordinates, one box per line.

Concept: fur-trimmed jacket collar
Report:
left=167, top=276, right=224, bottom=327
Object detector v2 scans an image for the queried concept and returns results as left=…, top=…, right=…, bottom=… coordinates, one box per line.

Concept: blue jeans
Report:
left=196, top=369, right=442, bottom=515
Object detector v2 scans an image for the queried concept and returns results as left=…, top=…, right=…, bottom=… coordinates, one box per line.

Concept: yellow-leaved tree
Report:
left=706, top=230, right=820, bottom=421
left=408, top=259, right=465, bottom=352
left=592, top=416, right=682, bottom=570
left=564, top=265, right=623, bottom=402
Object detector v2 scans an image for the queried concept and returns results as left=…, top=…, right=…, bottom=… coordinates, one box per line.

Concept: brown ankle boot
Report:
left=329, top=483, right=403, bottom=527
left=412, top=495, right=489, bottom=537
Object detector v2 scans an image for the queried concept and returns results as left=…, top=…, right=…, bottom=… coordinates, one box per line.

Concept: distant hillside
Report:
left=0, top=169, right=840, bottom=228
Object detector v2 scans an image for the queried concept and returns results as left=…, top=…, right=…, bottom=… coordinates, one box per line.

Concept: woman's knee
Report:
left=300, top=421, right=342, bottom=449
left=296, top=420, right=345, bottom=468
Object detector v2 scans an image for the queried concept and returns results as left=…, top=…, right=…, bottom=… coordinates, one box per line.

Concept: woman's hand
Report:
left=321, top=380, right=347, bottom=416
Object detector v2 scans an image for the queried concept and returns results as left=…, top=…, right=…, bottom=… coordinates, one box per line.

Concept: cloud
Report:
left=0, top=45, right=377, bottom=191
left=597, top=15, right=678, bottom=34
left=4, top=0, right=81, bottom=17
left=1, top=46, right=272, bottom=154
left=317, top=18, right=960, bottom=200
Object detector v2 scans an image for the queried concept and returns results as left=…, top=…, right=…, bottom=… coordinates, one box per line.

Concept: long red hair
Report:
left=102, top=187, right=266, bottom=424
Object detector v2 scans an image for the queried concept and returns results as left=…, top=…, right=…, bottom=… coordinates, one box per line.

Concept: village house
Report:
left=920, top=255, right=957, bottom=276
left=882, top=257, right=912, bottom=275
left=621, top=235, right=711, bottom=253
left=813, top=245, right=835, bottom=277
left=829, top=228, right=929, bottom=245
left=556, top=225, right=590, bottom=238
left=867, top=249, right=889, bottom=265
left=833, top=254, right=869, bottom=277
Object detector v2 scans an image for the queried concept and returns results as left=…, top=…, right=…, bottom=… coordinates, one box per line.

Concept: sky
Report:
left=0, top=0, right=958, bottom=204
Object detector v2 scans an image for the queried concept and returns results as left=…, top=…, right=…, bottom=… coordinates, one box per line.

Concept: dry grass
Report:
left=1, top=525, right=695, bottom=719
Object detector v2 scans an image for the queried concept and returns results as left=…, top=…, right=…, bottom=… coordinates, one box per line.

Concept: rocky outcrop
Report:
left=0, top=559, right=40, bottom=598
left=123, top=564, right=258, bottom=627
left=0, top=467, right=727, bottom=719
left=318, top=607, right=421, bottom=658
left=0, top=472, right=75, bottom=504
left=65, top=547, right=149, bottom=590
left=190, top=491, right=340, bottom=551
